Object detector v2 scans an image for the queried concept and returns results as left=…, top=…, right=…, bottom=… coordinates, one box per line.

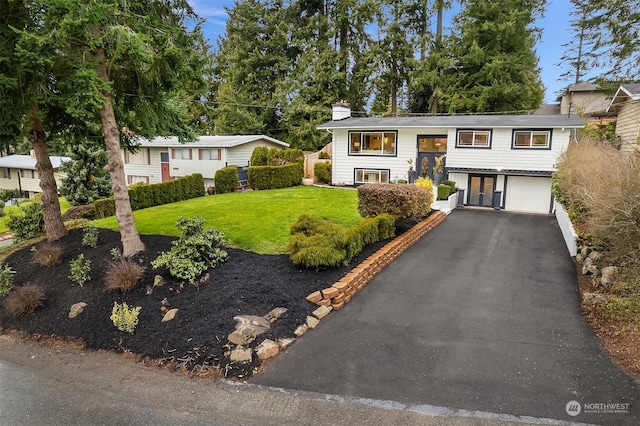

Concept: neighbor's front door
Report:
left=160, top=151, right=171, bottom=182
left=468, top=175, right=495, bottom=207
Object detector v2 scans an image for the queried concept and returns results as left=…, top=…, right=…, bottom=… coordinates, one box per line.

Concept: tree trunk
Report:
left=29, top=113, right=67, bottom=241
left=96, top=52, right=145, bottom=257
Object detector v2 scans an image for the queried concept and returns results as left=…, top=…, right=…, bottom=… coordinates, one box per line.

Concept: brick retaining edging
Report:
left=305, top=211, right=447, bottom=310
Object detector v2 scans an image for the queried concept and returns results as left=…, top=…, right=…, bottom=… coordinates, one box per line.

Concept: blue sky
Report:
left=189, top=0, right=598, bottom=104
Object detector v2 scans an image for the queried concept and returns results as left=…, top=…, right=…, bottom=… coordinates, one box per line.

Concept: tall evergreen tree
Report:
left=59, top=144, right=112, bottom=206
left=557, top=0, right=597, bottom=85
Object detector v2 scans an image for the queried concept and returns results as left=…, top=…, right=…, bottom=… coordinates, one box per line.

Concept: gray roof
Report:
left=0, top=155, right=69, bottom=170
left=567, top=82, right=601, bottom=92
left=318, top=114, right=584, bottom=130
left=607, top=84, right=640, bottom=112
left=532, top=104, right=561, bottom=115
left=621, top=83, right=640, bottom=97
left=136, top=135, right=289, bottom=148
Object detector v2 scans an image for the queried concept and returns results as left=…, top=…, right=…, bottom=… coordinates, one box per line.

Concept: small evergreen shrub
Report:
left=59, top=145, right=112, bottom=205
left=288, top=216, right=347, bottom=269
left=82, top=223, right=99, bottom=248
left=437, top=184, right=451, bottom=200
left=104, top=259, right=145, bottom=293
left=318, top=151, right=330, bottom=159
left=151, top=216, right=228, bottom=284
left=250, top=146, right=269, bottom=166
left=69, top=254, right=91, bottom=287
left=110, top=302, right=141, bottom=333
left=94, top=198, right=116, bottom=219
left=214, top=166, right=239, bottom=194
left=0, top=263, right=14, bottom=296
left=376, top=213, right=396, bottom=240
left=314, top=162, right=332, bottom=184
left=3, top=284, right=45, bottom=316
left=415, top=176, right=434, bottom=193
left=61, top=204, right=97, bottom=221
left=266, top=147, right=304, bottom=165
left=32, top=243, right=63, bottom=267
left=358, top=184, right=432, bottom=220
left=7, top=202, right=44, bottom=241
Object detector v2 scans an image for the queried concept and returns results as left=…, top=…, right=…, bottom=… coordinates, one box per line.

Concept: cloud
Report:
left=188, top=0, right=230, bottom=19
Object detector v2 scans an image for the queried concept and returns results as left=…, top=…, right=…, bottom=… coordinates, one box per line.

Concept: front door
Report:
left=417, top=135, right=447, bottom=180
left=160, top=151, right=171, bottom=182
left=468, top=175, right=496, bottom=207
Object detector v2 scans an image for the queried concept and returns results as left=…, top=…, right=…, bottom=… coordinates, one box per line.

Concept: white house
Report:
left=0, top=154, right=70, bottom=199
left=606, top=83, right=640, bottom=152
left=318, top=103, right=584, bottom=214
left=122, top=135, right=289, bottom=189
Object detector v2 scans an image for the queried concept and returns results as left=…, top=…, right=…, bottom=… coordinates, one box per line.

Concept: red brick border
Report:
left=306, top=211, right=447, bottom=309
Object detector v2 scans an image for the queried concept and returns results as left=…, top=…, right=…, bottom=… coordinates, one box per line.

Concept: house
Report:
left=606, top=83, right=640, bottom=152
left=318, top=103, right=584, bottom=214
left=0, top=154, right=70, bottom=199
left=122, top=135, right=289, bottom=189
left=557, top=82, right=616, bottom=127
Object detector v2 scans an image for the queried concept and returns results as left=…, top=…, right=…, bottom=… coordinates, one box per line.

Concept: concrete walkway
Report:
left=253, top=209, right=640, bottom=425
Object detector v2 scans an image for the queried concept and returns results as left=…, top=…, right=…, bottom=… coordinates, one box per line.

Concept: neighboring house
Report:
left=0, top=154, right=69, bottom=199
left=557, top=82, right=616, bottom=127
left=606, top=83, right=640, bottom=152
left=318, top=103, right=584, bottom=214
left=122, top=135, right=289, bottom=189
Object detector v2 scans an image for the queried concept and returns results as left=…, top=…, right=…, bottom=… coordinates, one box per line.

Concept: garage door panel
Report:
left=504, top=176, right=551, bottom=213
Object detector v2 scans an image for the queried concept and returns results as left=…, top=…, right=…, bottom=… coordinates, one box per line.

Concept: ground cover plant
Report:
left=93, top=186, right=362, bottom=254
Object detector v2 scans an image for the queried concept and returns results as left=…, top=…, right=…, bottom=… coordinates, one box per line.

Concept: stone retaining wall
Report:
left=306, top=211, right=447, bottom=309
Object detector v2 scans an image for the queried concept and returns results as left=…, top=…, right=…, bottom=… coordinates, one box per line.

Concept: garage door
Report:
left=504, top=176, right=552, bottom=213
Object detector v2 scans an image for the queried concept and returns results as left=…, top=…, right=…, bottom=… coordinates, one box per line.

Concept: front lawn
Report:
left=93, top=186, right=362, bottom=254
left=0, top=197, right=71, bottom=234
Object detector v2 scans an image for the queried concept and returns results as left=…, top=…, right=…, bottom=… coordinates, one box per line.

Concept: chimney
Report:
left=30, top=149, right=36, bottom=158
left=332, top=101, right=351, bottom=121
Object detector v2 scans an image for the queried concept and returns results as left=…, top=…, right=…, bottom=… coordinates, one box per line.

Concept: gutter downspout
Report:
left=325, top=129, right=335, bottom=184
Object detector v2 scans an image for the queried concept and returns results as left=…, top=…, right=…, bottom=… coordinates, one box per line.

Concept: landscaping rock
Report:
left=294, top=324, right=308, bottom=337
left=228, top=327, right=257, bottom=345
left=580, top=246, right=589, bottom=257
left=233, top=315, right=271, bottom=334
left=588, top=251, right=602, bottom=261
left=306, top=291, right=322, bottom=303
left=230, top=347, right=253, bottom=363
left=277, top=338, right=295, bottom=349
left=312, top=305, right=332, bottom=319
left=575, top=253, right=584, bottom=263
left=153, top=275, right=165, bottom=288
left=593, top=294, right=607, bottom=304
left=256, top=339, right=279, bottom=360
left=582, top=259, right=599, bottom=275
left=600, top=266, right=618, bottom=287
left=162, top=308, right=178, bottom=322
left=263, top=307, right=287, bottom=323
left=68, top=302, right=87, bottom=319
left=306, top=315, right=320, bottom=329
left=582, top=292, right=595, bottom=302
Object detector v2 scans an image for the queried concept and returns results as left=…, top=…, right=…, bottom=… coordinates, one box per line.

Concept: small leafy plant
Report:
left=6, top=202, right=44, bottom=242
left=0, top=263, right=14, bottom=296
left=81, top=223, right=99, bottom=248
left=69, top=254, right=91, bottom=287
left=110, top=247, right=122, bottom=260
left=110, top=302, right=141, bottom=333
left=151, top=216, right=227, bottom=284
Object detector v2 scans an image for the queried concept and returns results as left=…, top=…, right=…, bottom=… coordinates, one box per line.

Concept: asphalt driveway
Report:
left=253, top=209, right=640, bottom=425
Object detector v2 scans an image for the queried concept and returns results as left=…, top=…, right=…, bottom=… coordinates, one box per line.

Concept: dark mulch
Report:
left=0, top=219, right=417, bottom=378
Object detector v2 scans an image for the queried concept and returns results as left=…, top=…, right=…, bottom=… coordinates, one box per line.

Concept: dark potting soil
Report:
left=0, top=220, right=417, bottom=378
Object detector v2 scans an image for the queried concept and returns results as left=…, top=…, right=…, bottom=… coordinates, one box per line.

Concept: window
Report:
left=0, top=168, right=10, bottom=179
left=354, top=169, right=390, bottom=184
left=20, top=169, right=35, bottom=179
left=456, top=130, right=491, bottom=148
left=124, top=149, right=150, bottom=165
left=199, top=149, right=221, bottom=160
left=418, top=135, right=447, bottom=152
left=127, top=175, right=149, bottom=185
left=349, top=132, right=396, bottom=155
left=513, top=130, right=551, bottom=148
left=172, top=148, right=192, bottom=160
left=160, top=152, right=170, bottom=163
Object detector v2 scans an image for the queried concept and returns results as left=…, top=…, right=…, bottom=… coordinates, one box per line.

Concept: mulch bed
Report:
left=0, top=219, right=418, bottom=378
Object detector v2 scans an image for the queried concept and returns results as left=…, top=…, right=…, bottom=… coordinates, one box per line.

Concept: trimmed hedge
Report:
left=248, top=162, right=303, bottom=190
left=94, top=174, right=205, bottom=219
left=437, top=184, right=451, bottom=200
left=357, top=183, right=432, bottom=220
left=314, top=162, right=331, bottom=184
left=250, top=146, right=269, bottom=166
left=287, top=213, right=396, bottom=269
left=214, top=166, right=239, bottom=194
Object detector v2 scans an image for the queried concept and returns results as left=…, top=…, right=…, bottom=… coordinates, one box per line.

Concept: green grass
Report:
left=0, top=197, right=71, bottom=234
left=93, top=186, right=362, bottom=254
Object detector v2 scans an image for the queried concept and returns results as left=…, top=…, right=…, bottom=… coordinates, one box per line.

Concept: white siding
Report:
left=504, top=176, right=552, bottom=213
left=446, top=128, right=569, bottom=172
left=123, top=148, right=163, bottom=184
left=0, top=173, right=19, bottom=192
left=616, top=101, right=640, bottom=152
left=170, top=148, right=224, bottom=179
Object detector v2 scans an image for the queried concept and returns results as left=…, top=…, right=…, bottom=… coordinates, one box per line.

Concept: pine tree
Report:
left=557, top=0, right=597, bottom=85
left=59, top=145, right=112, bottom=206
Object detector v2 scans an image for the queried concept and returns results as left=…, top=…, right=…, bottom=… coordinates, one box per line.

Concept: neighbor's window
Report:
left=0, top=168, right=10, bottom=179
left=354, top=168, right=390, bottom=184
left=127, top=175, right=149, bottom=185
left=20, top=169, right=36, bottom=179
left=172, top=148, right=192, bottom=160
left=124, top=149, right=150, bottom=165
left=349, top=132, right=396, bottom=155
left=456, top=130, right=491, bottom=147
left=513, top=130, right=551, bottom=148
left=199, top=148, right=221, bottom=161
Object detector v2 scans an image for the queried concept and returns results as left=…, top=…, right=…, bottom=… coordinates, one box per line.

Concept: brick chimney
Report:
left=332, top=101, right=351, bottom=121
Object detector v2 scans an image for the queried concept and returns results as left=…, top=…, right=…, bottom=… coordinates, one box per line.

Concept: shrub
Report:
left=314, top=162, right=332, bottom=184
left=358, top=183, right=432, bottom=220
left=151, top=216, right=228, bottom=284
left=69, top=254, right=91, bottom=287
left=0, top=208, right=5, bottom=218
left=104, top=259, right=145, bottom=293
left=415, top=176, right=434, bottom=194
left=376, top=213, right=396, bottom=240
left=0, top=189, right=19, bottom=202
left=0, top=263, right=14, bottom=296
left=267, top=147, right=304, bottom=165
left=288, top=216, right=347, bottom=269
left=318, top=151, right=331, bottom=159
left=94, top=198, right=116, bottom=219
left=110, top=247, right=122, bottom=260
left=3, top=284, right=45, bottom=316
left=250, top=146, right=270, bottom=166
left=7, top=202, right=44, bottom=241
left=32, top=243, right=63, bottom=267
left=214, top=166, right=239, bottom=194
left=110, top=302, right=141, bottom=333
left=437, top=184, right=451, bottom=200
left=61, top=204, right=97, bottom=221
left=443, top=180, right=457, bottom=195
left=82, top=223, right=99, bottom=248
left=248, top=163, right=303, bottom=190
left=59, top=145, right=112, bottom=205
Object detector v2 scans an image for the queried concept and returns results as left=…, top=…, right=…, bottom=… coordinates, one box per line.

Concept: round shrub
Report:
left=3, top=284, right=46, bottom=316
left=314, top=162, right=332, bottom=184
left=104, top=259, right=146, bottom=292
left=250, top=146, right=270, bottom=166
